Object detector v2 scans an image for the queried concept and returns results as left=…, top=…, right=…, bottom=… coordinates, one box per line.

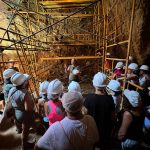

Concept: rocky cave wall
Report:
left=106, top=0, right=150, bottom=65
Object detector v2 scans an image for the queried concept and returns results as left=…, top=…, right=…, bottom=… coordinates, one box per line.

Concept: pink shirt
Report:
left=47, top=100, right=65, bottom=126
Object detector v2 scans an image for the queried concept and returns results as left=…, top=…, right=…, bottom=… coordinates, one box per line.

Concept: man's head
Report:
left=62, top=91, right=83, bottom=114
left=8, top=59, right=15, bottom=68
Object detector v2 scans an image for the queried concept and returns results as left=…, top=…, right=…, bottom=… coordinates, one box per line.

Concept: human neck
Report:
left=95, top=89, right=105, bottom=95
left=67, top=111, right=83, bottom=120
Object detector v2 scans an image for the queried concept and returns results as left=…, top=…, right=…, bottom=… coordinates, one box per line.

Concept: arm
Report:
left=67, top=65, right=71, bottom=72
left=44, top=102, right=49, bottom=116
left=24, top=92, right=34, bottom=111
left=34, top=125, right=55, bottom=150
left=118, top=111, right=132, bottom=141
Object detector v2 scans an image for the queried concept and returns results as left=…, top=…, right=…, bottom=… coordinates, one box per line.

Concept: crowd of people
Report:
left=0, top=58, right=150, bottom=150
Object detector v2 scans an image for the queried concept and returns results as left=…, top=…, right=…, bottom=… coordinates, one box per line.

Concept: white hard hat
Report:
left=47, top=79, right=64, bottom=95
left=128, top=63, right=138, bottom=70
left=148, top=87, right=150, bottom=91
left=107, top=80, right=121, bottom=92
left=3, top=69, right=16, bottom=79
left=39, top=81, right=49, bottom=94
left=124, top=89, right=141, bottom=107
left=93, top=72, right=107, bottom=88
left=115, top=62, right=124, bottom=69
left=68, top=81, right=81, bottom=92
left=11, top=72, right=30, bottom=86
left=72, top=69, right=79, bottom=75
left=62, top=91, right=83, bottom=113
left=140, top=65, right=149, bottom=71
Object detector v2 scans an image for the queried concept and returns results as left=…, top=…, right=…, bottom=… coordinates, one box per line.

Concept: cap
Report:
left=124, top=89, right=141, bottom=107
left=92, top=72, right=107, bottom=88
left=11, top=72, right=30, bottom=86
left=3, top=69, right=16, bottom=79
left=62, top=91, right=83, bottom=113
left=68, top=81, right=81, bottom=92
left=128, top=63, right=138, bottom=70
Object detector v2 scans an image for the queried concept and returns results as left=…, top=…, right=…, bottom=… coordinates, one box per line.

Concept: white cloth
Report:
left=37, top=115, right=99, bottom=150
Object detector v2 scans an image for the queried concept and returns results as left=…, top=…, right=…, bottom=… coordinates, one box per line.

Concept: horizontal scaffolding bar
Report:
left=39, top=0, right=96, bottom=5
left=43, top=4, right=90, bottom=9
left=17, top=11, right=96, bottom=16
left=127, top=81, right=143, bottom=90
left=41, top=56, right=102, bottom=60
left=0, top=61, right=19, bottom=63
left=106, top=58, right=126, bottom=61
left=106, top=40, right=129, bottom=48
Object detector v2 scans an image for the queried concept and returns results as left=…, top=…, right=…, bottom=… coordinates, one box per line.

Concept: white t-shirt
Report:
left=37, top=115, right=99, bottom=150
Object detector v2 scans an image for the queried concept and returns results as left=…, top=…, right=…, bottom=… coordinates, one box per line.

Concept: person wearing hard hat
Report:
left=9, top=72, right=35, bottom=149
left=37, top=81, right=49, bottom=116
left=68, top=81, right=81, bottom=93
left=66, top=59, right=80, bottom=83
left=35, top=91, right=99, bottom=150
left=84, top=72, right=115, bottom=150
left=104, top=52, right=112, bottom=72
left=106, top=80, right=122, bottom=111
left=118, top=89, right=144, bottom=150
left=118, top=63, right=139, bottom=86
left=0, top=69, right=16, bottom=127
left=113, top=62, right=125, bottom=79
left=3, top=68, right=16, bottom=105
left=44, top=79, right=65, bottom=126
left=139, top=65, right=150, bottom=88
left=126, top=63, right=139, bottom=84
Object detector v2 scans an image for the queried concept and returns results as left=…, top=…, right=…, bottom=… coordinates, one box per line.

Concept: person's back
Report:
left=84, top=94, right=114, bottom=148
left=37, top=115, right=98, bottom=150
left=46, top=99, right=65, bottom=125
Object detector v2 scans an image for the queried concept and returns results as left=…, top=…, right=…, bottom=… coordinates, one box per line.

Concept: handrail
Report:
left=127, top=81, right=143, bottom=91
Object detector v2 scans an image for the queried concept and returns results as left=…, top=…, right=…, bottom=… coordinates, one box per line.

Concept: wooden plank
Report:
left=106, top=40, right=129, bottom=48
left=41, top=56, right=102, bottom=60
left=106, top=58, right=126, bottom=61
left=45, top=42, right=96, bottom=45
left=47, top=33, right=92, bottom=36
left=39, top=0, right=96, bottom=5
left=127, top=81, right=143, bottom=90
left=43, top=4, right=89, bottom=9
left=18, top=12, right=96, bottom=17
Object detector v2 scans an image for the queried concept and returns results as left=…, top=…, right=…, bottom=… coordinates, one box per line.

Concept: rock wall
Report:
left=106, top=0, right=150, bottom=65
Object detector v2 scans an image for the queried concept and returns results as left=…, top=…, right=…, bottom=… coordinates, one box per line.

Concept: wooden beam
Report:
left=45, top=42, right=96, bottom=45
left=39, top=0, right=96, bottom=5
left=127, top=81, right=143, bottom=91
left=42, top=4, right=90, bottom=9
left=17, top=11, right=96, bottom=17
left=106, top=58, right=126, bottom=61
left=47, top=33, right=92, bottom=36
left=41, top=56, right=102, bottom=60
left=106, top=40, right=129, bottom=48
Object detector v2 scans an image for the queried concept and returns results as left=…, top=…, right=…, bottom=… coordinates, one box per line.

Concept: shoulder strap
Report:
left=59, top=122, right=77, bottom=150
left=8, top=89, right=18, bottom=102
left=59, top=119, right=88, bottom=150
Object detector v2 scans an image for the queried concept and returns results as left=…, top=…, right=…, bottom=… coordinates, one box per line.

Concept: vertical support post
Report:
left=123, top=0, right=135, bottom=90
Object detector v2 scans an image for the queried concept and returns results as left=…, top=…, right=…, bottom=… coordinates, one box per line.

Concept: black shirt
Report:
left=126, top=111, right=144, bottom=140
left=84, top=93, right=115, bottom=144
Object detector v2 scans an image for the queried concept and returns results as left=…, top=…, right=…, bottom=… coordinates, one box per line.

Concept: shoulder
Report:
left=123, top=111, right=133, bottom=119
left=83, top=115, right=95, bottom=122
